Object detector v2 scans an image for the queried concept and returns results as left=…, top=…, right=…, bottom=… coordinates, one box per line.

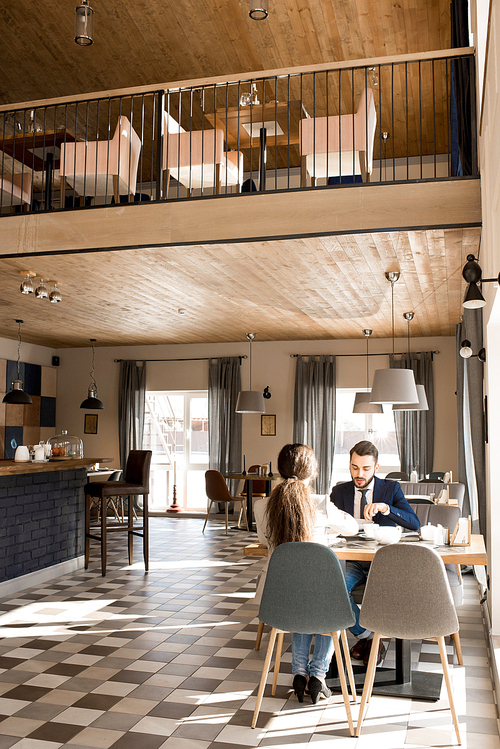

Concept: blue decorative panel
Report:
left=6, top=360, right=25, bottom=391
left=24, top=363, right=41, bottom=396
left=40, top=396, right=56, bottom=428
left=5, top=426, right=23, bottom=459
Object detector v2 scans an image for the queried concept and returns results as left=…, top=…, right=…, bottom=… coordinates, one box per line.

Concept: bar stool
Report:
left=84, top=450, right=152, bottom=576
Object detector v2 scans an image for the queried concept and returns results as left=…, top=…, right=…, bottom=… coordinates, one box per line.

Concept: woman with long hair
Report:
left=254, top=443, right=357, bottom=704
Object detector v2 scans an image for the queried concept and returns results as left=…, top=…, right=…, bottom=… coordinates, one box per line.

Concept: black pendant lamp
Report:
left=3, top=320, right=33, bottom=405
left=80, top=338, right=104, bottom=409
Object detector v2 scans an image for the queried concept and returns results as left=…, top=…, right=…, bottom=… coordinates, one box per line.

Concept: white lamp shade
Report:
left=352, top=392, right=383, bottom=413
left=235, top=390, right=265, bottom=413
left=369, top=368, right=418, bottom=404
left=393, top=384, right=429, bottom=411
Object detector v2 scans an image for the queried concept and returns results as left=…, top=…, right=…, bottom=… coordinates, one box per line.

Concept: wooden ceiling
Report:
left=0, top=227, right=479, bottom=348
left=0, top=1, right=450, bottom=106
left=0, top=0, right=474, bottom=350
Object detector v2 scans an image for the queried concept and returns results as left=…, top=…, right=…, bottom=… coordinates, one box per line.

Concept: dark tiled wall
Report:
left=0, top=359, right=57, bottom=458
left=0, top=468, right=85, bottom=583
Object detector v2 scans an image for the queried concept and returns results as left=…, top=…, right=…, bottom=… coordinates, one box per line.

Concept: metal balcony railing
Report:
left=0, top=49, right=477, bottom=215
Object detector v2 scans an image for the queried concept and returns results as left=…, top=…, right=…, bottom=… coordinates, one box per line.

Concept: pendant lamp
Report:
left=352, top=329, right=383, bottom=413
left=370, top=272, right=418, bottom=404
left=3, top=320, right=33, bottom=405
left=235, top=333, right=265, bottom=413
left=80, top=339, right=104, bottom=409
left=393, top=312, right=429, bottom=411
left=75, top=0, right=94, bottom=46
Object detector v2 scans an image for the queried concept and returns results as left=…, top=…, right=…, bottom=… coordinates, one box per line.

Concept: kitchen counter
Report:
left=0, top=458, right=112, bottom=476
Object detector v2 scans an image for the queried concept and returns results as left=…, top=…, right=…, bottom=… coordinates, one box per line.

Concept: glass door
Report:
left=143, top=391, right=208, bottom=510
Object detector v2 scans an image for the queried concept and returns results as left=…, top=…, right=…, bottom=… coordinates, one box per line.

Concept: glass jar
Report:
left=48, top=430, right=83, bottom=458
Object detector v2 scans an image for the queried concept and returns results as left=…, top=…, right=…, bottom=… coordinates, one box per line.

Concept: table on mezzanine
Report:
left=204, top=101, right=309, bottom=192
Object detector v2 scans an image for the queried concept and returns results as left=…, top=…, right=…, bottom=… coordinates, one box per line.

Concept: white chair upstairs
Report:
left=162, top=111, right=243, bottom=196
left=300, top=87, right=377, bottom=185
left=59, top=116, right=142, bottom=206
left=0, top=173, right=32, bottom=210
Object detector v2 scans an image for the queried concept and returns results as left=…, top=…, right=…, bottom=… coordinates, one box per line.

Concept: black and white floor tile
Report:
left=0, top=517, right=497, bottom=748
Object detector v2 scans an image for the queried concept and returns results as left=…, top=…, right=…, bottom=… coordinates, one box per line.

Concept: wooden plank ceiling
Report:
left=0, top=227, right=479, bottom=348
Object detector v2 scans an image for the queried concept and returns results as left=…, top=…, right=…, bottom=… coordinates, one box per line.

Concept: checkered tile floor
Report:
left=0, top=517, right=498, bottom=748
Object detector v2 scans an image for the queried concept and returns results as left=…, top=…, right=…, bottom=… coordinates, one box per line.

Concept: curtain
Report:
left=118, top=360, right=146, bottom=471
left=208, top=357, right=242, bottom=496
left=456, top=309, right=485, bottom=535
left=293, top=355, right=336, bottom=495
left=450, top=0, right=474, bottom=176
left=390, top=353, right=434, bottom=479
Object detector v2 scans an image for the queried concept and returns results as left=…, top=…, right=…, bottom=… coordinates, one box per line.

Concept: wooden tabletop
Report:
left=204, top=101, right=309, bottom=150
left=0, top=458, right=112, bottom=477
left=244, top=534, right=487, bottom=566
left=0, top=129, right=76, bottom=170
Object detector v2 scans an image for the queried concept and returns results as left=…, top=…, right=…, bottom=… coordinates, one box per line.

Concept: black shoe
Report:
left=293, top=674, right=308, bottom=702
left=307, top=675, right=331, bottom=704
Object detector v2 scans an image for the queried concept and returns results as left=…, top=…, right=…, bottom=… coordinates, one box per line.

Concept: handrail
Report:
left=0, top=47, right=474, bottom=112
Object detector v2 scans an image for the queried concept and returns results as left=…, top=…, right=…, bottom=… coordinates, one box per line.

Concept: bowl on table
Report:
left=374, top=525, right=402, bottom=545
left=363, top=523, right=379, bottom=539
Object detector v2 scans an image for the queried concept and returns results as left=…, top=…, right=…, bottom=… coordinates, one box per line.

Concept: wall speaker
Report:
left=52, top=356, right=60, bottom=367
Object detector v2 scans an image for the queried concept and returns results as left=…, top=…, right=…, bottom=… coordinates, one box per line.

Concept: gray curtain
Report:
left=456, top=309, right=485, bottom=535
left=293, top=355, right=336, bottom=494
left=208, top=357, right=242, bottom=496
left=390, top=353, right=434, bottom=480
left=118, top=361, right=146, bottom=472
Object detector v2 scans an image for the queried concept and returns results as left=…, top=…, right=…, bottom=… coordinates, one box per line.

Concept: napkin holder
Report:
left=450, top=515, right=471, bottom=546
left=436, top=486, right=449, bottom=504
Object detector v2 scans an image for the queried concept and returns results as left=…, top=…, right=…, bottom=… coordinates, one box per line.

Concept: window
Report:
left=333, top=389, right=400, bottom=482
left=143, top=391, right=208, bottom=511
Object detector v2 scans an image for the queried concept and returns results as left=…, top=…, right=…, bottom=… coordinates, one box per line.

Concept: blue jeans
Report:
left=291, top=633, right=334, bottom=679
left=345, top=561, right=372, bottom=638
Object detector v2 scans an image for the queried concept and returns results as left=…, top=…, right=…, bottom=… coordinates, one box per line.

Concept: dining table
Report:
left=223, top=471, right=278, bottom=530
left=245, top=533, right=487, bottom=701
left=0, top=128, right=76, bottom=210
left=204, top=101, right=309, bottom=191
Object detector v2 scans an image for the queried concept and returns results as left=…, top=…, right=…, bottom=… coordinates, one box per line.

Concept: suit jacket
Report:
left=330, top=476, right=420, bottom=531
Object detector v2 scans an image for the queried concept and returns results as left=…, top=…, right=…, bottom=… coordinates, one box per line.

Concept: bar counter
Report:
left=0, top=457, right=111, bottom=591
left=0, top=457, right=110, bottom=476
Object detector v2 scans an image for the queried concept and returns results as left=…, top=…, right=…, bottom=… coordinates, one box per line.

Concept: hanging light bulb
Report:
left=353, top=330, right=383, bottom=413
left=75, top=0, right=94, bottom=45
left=369, top=272, right=418, bottom=404
left=49, top=282, right=62, bottom=303
left=35, top=278, right=48, bottom=299
left=235, top=333, right=265, bottom=413
left=393, top=312, right=429, bottom=411
left=19, top=270, right=35, bottom=294
left=80, top=339, right=104, bottom=409
left=3, top=320, right=33, bottom=405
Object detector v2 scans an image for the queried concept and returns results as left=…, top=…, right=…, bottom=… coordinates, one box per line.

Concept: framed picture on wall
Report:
left=84, top=414, right=98, bottom=434
left=261, top=414, right=276, bottom=436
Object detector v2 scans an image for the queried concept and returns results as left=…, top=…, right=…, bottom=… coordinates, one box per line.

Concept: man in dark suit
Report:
left=330, top=440, right=419, bottom=665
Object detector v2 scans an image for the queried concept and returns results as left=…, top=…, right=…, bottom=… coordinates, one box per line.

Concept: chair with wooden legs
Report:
left=355, top=543, right=462, bottom=744
left=0, top=172, right=32, bottom=211
left=252, top=542, right=357, bottom=734
left=203, top=470, right=249, bottom=535
left=84, top=450, right=152, bottom=576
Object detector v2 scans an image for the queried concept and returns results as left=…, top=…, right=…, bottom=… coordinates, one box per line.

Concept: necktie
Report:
left=360, top=489, right=368, bottom=518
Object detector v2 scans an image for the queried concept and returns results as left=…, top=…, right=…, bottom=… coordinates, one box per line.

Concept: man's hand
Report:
left=364, top=502, right=389, bottom=521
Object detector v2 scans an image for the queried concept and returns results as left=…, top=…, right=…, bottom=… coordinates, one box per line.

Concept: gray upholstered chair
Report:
left=252, top=542, right=357, bottom=734
left=385, top=471, right=409, bottom=481
left=203, top=470, right=249, bottom=535
left=410, top=502, right=464, bottom=663
left=356, top=544, right=461, bottom=744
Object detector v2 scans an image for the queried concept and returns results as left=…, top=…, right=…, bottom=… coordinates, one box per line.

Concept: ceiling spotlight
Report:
left=177, top=308, right=186, bottom=316
left=19, top=270, right=36, bottom=294
left=35, top=278, right=48, bottom=299
left=75, top=0, right=94, bottom=45
left=249, top=0, right=268, bottom=20
left=49, top=281, right=62, bottom=303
